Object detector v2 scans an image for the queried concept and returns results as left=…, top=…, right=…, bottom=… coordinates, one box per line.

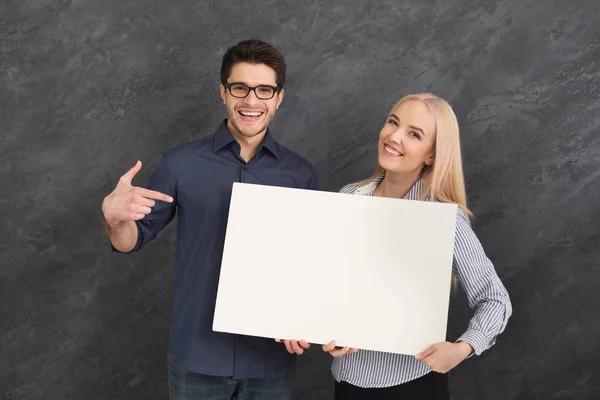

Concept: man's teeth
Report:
left=385, top=145, right=401, bottom=156
left=239, top=111, right=263, bottom=117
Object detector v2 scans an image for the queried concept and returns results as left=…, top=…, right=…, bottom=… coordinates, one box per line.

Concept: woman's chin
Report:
left=378, top=157, right=398, bottom=172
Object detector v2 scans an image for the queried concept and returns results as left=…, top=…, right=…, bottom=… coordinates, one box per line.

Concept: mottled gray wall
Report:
left=2, top=0, right=599, bottom=399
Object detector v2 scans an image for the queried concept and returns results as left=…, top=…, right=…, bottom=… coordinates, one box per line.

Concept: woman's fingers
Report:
left=322, top=340, right=337, bottom=352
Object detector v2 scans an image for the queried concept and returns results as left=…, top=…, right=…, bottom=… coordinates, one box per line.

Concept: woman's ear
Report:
left=425, top=152, right=435, bottom=166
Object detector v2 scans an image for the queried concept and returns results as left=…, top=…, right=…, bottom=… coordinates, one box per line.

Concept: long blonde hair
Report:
left=359, top=93, right=471, bottom=292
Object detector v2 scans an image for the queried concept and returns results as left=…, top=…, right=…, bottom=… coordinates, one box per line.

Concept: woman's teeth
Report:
left=385, top=145, right=401, bottom=156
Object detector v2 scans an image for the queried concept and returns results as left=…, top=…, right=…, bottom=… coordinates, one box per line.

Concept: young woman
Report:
left=322, top=93, right=512, bottom=399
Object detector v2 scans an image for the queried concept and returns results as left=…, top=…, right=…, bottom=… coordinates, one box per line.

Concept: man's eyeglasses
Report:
left=225, top=83, right=279, bottom=100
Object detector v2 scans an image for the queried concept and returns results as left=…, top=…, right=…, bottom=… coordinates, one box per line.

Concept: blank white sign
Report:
left=213, top=182, right=457, bottom=355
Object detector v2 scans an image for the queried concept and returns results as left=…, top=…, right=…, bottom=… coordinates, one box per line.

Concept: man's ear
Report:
left=220, top=84, right=226, bottom=104
left=276, top=88, right=285, bottom=110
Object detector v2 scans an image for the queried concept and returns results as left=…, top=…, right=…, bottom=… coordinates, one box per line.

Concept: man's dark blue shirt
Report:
left=115, top=119, right=319, bottom=378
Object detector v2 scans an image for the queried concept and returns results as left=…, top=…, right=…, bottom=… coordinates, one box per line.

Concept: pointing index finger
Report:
left=137, top=187, right=173, bottom=203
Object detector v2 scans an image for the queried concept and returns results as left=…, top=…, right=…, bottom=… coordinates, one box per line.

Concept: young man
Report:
left=101, top=39, right=317, bottom=400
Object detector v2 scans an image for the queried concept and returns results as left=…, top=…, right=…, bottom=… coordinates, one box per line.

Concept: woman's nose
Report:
left=390, top=129, right=403, bottom=144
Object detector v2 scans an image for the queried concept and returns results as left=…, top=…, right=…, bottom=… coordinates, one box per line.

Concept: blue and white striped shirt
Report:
left=331, top=175, right=512, bottom=388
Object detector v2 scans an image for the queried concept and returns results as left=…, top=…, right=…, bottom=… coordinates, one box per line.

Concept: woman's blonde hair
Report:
left=360, top=92, right=472, bottom=220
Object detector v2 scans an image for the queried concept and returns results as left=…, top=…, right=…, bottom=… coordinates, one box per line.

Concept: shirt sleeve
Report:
left=112, top=152, right=178, bottom=253
left=452, top=209, right=513, bottom=356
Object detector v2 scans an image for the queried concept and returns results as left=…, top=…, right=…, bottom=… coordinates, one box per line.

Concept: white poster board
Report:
left=213, top=182, right=457, bottom=355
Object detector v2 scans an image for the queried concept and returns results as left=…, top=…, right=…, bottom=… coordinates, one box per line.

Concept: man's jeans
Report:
left=167, top=351, right=295, bottom=400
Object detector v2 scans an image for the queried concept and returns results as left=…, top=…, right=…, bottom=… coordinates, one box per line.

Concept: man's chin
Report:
left=228, top=115, right=271, bottom=138
left=238, top=128, right=266, bottom=138
left=236, top=122, right=269, bottom=137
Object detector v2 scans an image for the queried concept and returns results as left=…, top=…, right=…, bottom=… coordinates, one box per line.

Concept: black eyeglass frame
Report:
left=224, top=82, right=280, bottom=100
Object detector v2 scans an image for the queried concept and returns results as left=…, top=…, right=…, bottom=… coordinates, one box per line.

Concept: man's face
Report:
left=220, top=62, right=284, bottom=139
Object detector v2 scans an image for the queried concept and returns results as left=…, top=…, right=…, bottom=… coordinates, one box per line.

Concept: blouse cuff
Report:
left=456, top=329, right=490, bottom=357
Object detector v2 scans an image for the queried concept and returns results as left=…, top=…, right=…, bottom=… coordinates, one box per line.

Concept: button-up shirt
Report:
left=115, top=119, right=319, bottom=378
left=331, top=174, right=512, bottom=388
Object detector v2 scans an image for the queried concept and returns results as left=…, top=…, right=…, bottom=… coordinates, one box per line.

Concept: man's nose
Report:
left=244, top=89, right=260, bottom=105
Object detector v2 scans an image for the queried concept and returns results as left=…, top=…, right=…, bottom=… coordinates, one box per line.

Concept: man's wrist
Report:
left=102, top=209, right=125, bottom=233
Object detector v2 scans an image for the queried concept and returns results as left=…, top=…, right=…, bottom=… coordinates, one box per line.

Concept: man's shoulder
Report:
left=163, top=134, right=214, bottom=160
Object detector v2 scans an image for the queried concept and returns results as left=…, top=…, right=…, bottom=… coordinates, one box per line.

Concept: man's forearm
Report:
left=102, top=217, right=139, bottom=252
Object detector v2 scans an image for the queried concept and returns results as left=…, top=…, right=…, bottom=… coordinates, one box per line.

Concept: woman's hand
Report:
left=415, top=341, right=473, bottom=373
left=322, top=340, right=358, bottom=357
left=275, top=339, right=311, bottom=355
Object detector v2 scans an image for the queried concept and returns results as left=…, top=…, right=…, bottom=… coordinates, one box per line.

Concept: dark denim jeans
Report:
left=167, top=351, right=295, bottom=400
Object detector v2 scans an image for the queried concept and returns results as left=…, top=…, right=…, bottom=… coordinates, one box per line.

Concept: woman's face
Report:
left=377, top=100, right=436, bottom=176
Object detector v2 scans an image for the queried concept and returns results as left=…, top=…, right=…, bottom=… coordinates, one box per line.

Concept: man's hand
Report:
left=102, top=161, right=173, bottom=226
left=322, top=340, right=358, bottom=357
left=275, top=339, right=311, bottom=355
left=415, top=341, right=473, bottom=373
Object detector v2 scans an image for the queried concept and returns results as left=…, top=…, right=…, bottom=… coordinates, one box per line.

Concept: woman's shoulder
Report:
left=338, top=174, right=384, bottom=194
left=338, top=182, right=361, bottom=194
left=427, top=198, right=472, bottom=228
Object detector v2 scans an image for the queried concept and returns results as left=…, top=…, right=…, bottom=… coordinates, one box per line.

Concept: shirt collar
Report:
left=355, top=172, right=424, bottom=200
left=354, top=174, right=383, bottom=195
left=212, top=119, right=280, bottom=159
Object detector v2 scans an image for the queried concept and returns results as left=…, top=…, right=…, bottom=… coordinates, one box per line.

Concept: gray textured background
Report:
left=2, top=0, right=599, bottom=399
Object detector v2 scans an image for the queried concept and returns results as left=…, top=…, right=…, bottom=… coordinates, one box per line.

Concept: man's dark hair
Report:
left=220, top=39, right=286, bottom=89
